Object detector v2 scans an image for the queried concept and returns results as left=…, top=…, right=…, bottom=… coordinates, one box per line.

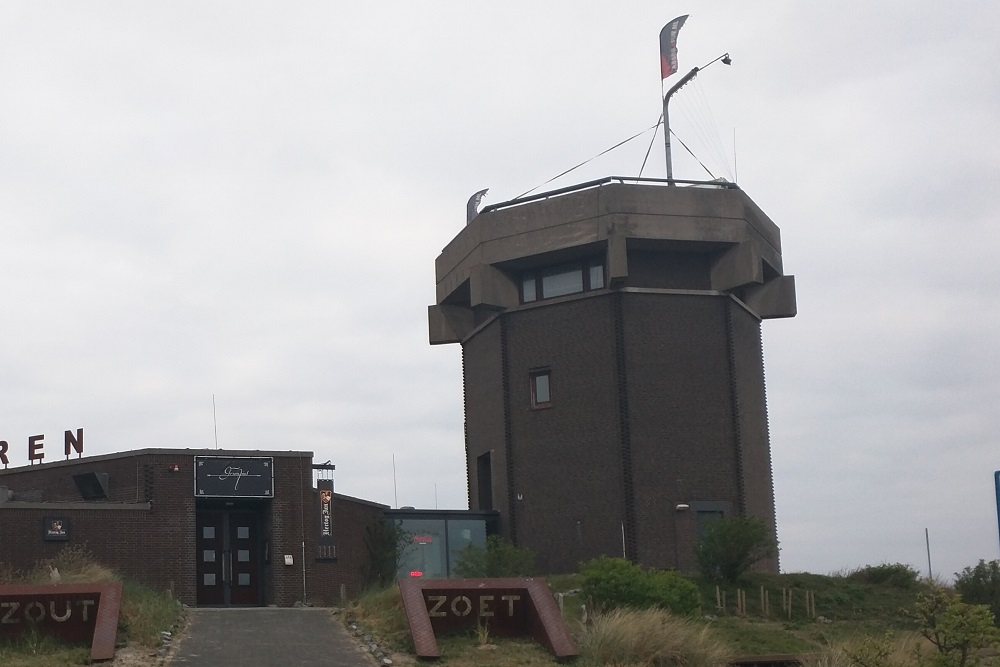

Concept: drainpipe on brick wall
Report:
left=301, top=541, right=307, bottom=603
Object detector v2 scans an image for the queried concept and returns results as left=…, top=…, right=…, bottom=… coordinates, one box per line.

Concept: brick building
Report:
left=0, top=449, right=385, bottom=606
left=428, top=179, right=796, bottom=574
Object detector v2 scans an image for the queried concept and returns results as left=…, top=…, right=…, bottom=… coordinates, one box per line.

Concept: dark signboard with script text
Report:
left=194, top=456, right=273, bottom=498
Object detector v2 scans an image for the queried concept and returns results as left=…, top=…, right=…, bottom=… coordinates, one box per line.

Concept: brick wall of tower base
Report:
left=461, top=291, right=779, bottom=575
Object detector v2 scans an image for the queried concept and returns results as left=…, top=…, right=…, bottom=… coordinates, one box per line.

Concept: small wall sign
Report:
left=43, top=517, right=70, bottom=542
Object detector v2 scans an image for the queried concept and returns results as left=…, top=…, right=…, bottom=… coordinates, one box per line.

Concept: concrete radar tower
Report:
left=429, top=179, right=795, bottom=573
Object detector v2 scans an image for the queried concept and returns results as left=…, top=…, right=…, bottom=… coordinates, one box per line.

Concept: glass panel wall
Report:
left=394, top=518, right=448, bottom=580
left=389, top=511, right=498, bottom=580
left=446, top=519, right=487, bottom=573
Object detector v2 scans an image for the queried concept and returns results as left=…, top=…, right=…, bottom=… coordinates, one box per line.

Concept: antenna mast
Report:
left=213, top=394, right=219, bottom=449
left=392, top=453, right=398, bottom=509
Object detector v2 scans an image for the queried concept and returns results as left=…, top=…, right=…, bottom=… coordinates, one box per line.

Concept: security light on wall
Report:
left=675, top=503, right=690, bottom=511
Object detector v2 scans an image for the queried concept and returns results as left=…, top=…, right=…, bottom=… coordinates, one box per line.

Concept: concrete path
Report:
left=169, top=608, right=374, bottom=666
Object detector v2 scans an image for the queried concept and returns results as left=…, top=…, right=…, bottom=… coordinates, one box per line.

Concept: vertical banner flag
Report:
left=317, top=478, right=335, bottom=559
left=660, top=15, right=689, bottom=79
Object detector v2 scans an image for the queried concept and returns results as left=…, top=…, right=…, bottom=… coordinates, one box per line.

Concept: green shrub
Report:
left=840, top=632, right=898, bottom=667
left=955, top=560, right=1000, bottom=627
left=848, top=563, right=921, bottom=589
left=696, top=516, right=777, bottom=583
left=363, top=520, right=410, bottom=587
left=908, top=586, right=1000, bottom=667
left=453, top=535, right=535, bottom=578
left=579, top=556, right=700, bottom=615
left=645, top=569, right=701, bottom=615
left=825, top=631, right=923, bottom=667
left=580, top=557, right=647, bottom=609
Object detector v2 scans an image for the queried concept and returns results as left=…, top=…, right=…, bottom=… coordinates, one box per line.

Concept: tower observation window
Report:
left=520, top=257, right=605, bottom=303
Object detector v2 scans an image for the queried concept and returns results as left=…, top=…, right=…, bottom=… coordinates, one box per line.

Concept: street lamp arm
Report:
left=664, top=66, right=701, bottom=103
left=663, top=67, right=700, bottom=183
left=662, top=52, right=731, bottom=183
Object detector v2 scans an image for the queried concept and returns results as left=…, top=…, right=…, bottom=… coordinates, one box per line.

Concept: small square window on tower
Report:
left=530, top=370, right=551, bottom=408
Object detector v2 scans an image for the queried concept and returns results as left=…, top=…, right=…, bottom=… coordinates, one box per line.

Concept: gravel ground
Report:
left=107, top=645, right=171, bottom=667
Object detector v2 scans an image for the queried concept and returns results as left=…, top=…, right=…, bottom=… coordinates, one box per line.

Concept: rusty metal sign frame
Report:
left=0, top=582, right=123, bottom=661
left=398, top=577, right=578, bottom=661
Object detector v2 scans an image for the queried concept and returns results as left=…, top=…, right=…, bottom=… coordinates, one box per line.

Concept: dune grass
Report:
left=347, top=585, right=414, bottom=653
left=344, top=570, right=944, bottom=667
left=578, top=607, right=734, bottom=667
left=0, top=633, right=92, bottom=667
left=802, top=632, right=928, bottom=667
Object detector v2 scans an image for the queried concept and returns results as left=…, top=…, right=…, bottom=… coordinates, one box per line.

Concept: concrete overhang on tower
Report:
left=429, top=179, right=796, bottom=344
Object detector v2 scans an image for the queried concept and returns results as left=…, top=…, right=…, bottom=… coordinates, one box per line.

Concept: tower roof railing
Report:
left=478, top=176, right=740, bottom=217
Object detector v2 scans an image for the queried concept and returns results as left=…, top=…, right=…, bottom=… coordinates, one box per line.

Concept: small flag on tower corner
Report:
left=659, top=14, right=689, bottom=79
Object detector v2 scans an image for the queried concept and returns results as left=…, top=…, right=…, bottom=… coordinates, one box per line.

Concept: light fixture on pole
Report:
left=663, top=52, right=731, bottom=183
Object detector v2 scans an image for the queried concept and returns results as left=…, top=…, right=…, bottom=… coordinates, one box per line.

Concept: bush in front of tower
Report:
left=580, top=556, right=700, bottom=615
left=453, top=535, right=536, bottom=578
left=695, top=516, right=778, bottom=584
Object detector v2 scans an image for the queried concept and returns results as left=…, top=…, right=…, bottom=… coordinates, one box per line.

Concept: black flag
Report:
left=659, top=15, right=689, bottom=79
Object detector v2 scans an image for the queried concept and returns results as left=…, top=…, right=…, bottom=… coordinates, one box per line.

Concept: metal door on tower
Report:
left=196, top=510, right=262, bottom=606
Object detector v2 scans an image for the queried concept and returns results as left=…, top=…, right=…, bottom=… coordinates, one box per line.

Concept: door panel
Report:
left=228, top=511, right=260, bottom=606
left=196, top=509, right=261, bottom=606
left=196, top=511, right=226, bottom=605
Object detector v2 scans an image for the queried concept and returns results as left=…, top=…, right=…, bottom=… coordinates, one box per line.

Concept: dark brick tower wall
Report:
left=430, top=181, right=796, bottom=574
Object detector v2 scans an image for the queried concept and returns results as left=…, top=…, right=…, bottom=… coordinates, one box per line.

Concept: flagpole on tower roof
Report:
left=659, top=15, right=688, bottom=184
left=659, top=15, right=731, bottom=184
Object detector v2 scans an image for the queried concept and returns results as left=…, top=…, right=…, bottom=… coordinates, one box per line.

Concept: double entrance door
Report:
left=196, top=509, right=262, bottom=606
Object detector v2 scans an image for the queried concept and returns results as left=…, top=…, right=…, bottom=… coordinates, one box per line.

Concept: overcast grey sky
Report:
left=2, top=1, right=998, bottom=581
